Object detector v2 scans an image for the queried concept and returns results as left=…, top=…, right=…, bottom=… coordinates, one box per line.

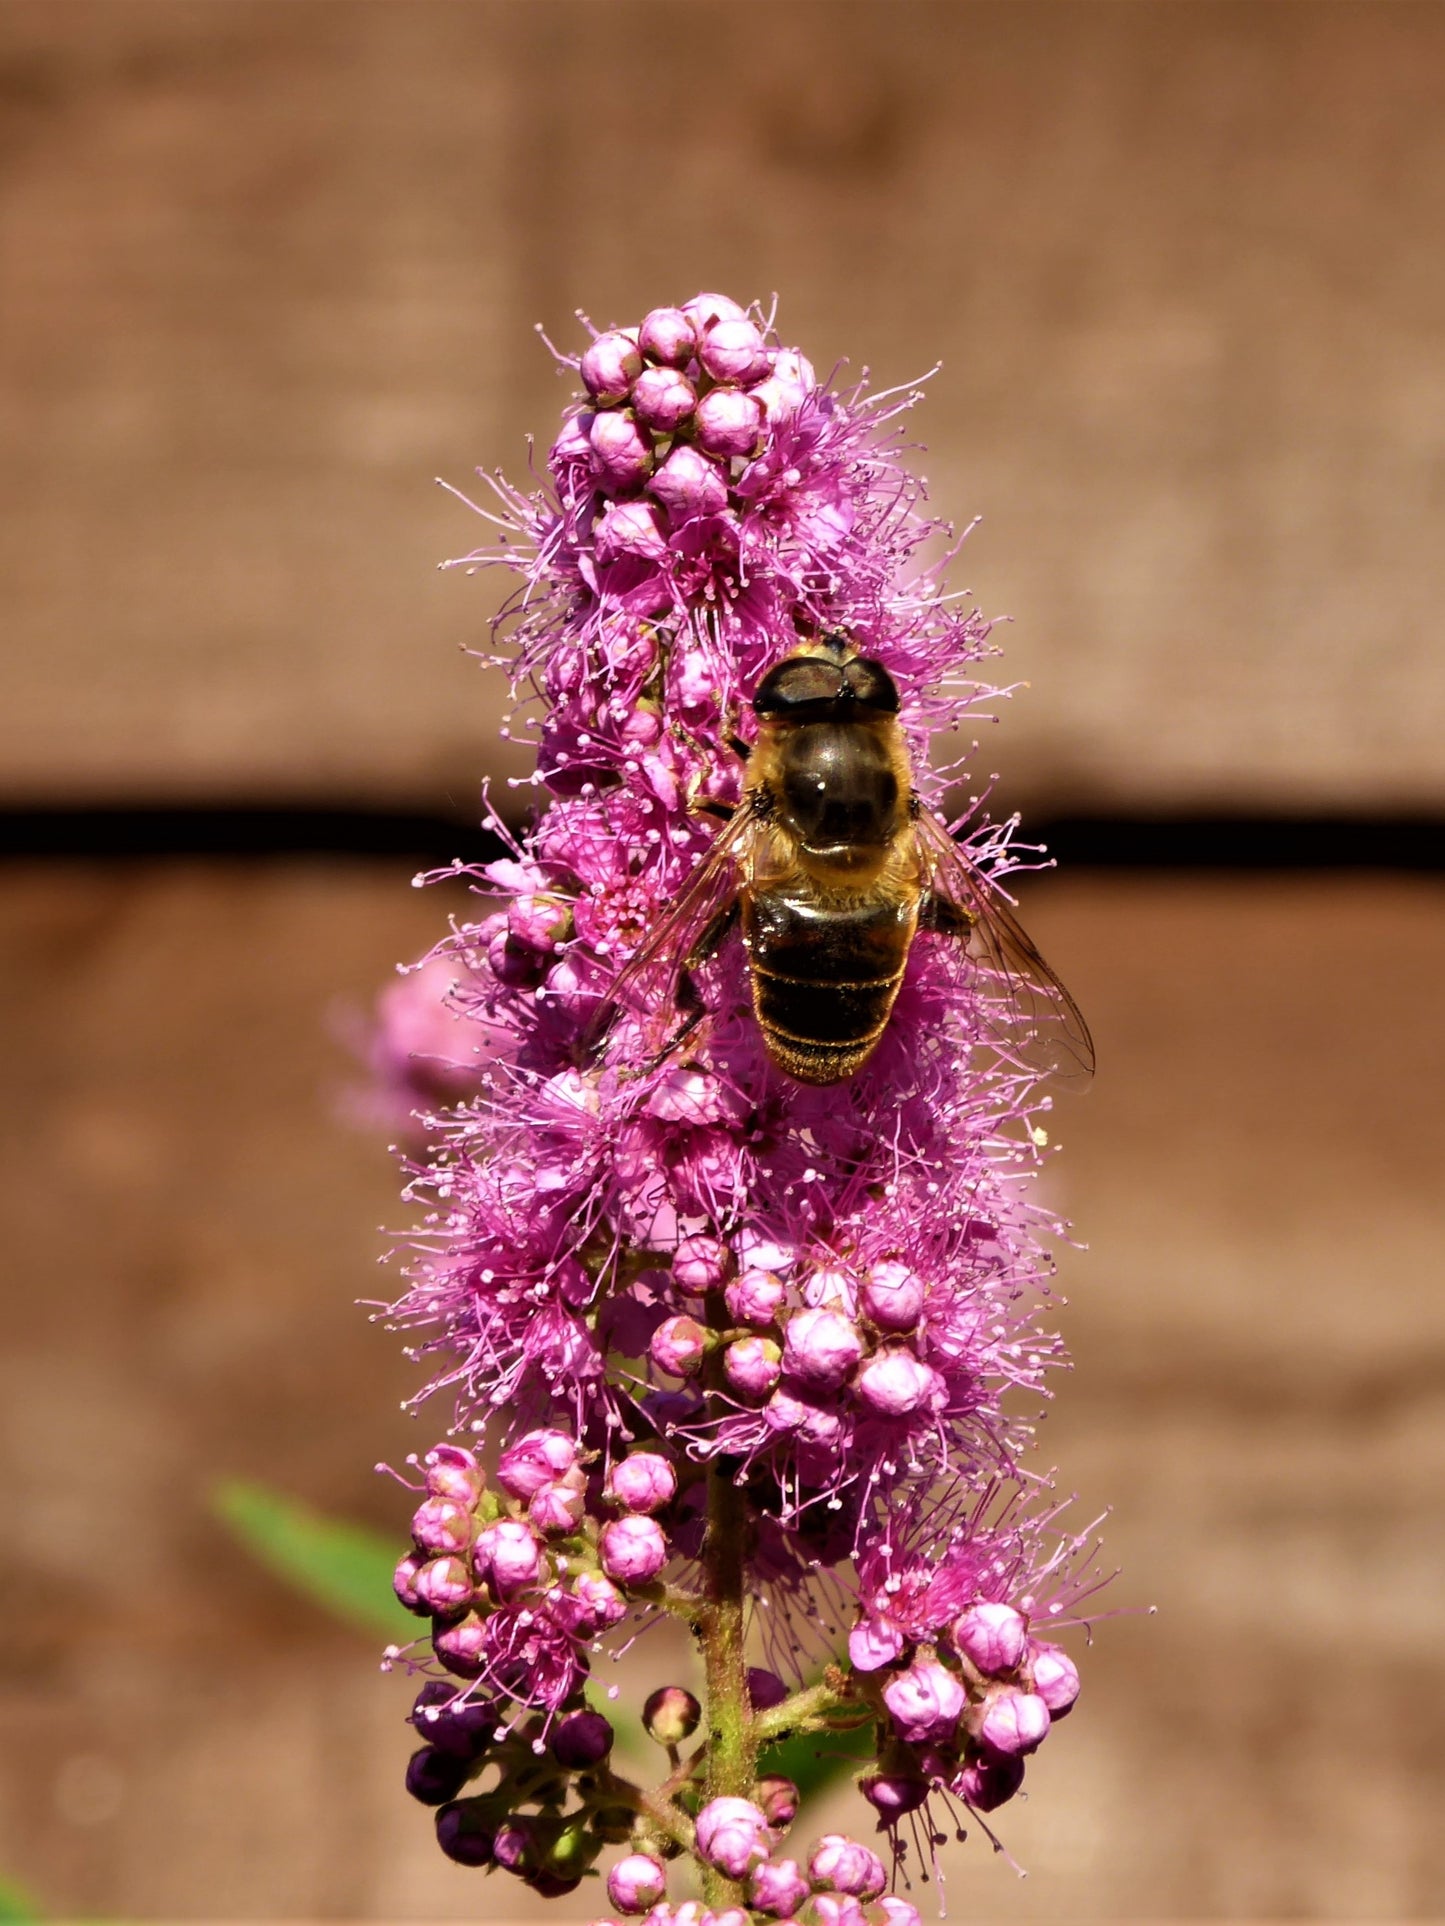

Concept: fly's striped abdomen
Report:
left=742, top=886, right=917, bottom=1084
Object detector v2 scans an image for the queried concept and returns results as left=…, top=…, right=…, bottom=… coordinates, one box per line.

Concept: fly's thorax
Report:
left=749, top=711, right=911, bottom=870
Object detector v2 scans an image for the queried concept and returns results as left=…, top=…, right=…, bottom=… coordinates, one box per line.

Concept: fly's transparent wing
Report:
left=583, top=805, right=755, bottom=1060
left=913, top=804, right=1095, bottom=1082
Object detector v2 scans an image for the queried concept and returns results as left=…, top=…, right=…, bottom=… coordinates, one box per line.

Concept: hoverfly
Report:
left=593, top=633, right=1093, bottom=1087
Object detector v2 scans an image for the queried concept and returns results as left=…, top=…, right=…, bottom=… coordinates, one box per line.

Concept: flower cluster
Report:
left=373, top=294, right=1108, bottom=1910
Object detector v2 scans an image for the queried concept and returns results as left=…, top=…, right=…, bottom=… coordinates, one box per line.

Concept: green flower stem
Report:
left=698, top=1458, right=755, bottom=1905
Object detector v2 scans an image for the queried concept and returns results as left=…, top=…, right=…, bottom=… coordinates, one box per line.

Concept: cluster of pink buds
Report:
left=371, top=293, right=1111, bottom=1910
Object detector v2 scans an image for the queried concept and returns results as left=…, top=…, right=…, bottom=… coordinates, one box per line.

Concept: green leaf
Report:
left=0, top=1873, right=41, bottom=1922
left=758, top=1716, right=870, bottom=1807
left=212, top=1478, right=416, bottom=1641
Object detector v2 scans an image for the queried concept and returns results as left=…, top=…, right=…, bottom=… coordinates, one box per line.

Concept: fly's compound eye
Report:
left=753, top=657, right=847, bottom=716
left=842, top=657, right=901, bottom=713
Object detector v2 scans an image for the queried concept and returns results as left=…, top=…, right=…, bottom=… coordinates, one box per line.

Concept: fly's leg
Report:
left=631, top=900, right=740, bottom=1077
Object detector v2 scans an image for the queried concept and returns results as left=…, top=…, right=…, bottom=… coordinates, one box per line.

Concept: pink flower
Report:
left=694, top=1797, right=770, bottom=1879
left=608, top=1854, right=667, bottom=1914
left=693, top=387, right=764, bottom=458
left=953, top=1601, right=1028, bottom=1676
left=1030, top=1640, right=1081, bottom=1715
left=882, top=1658, right=966, bottom=1745
left=606, top=1452, right=677, bottom=1515
left=781, top=1309, right=863, bottom=1391
left=599, top=1515, right=669, bottom=1586
left=581, top=329, right=642, bottom=401
left=808, top=1835, right=886, bottom=1900
left=749, top=1859, right=809, bottom=1917
left=975, top=1686, right=1051, bottom=1757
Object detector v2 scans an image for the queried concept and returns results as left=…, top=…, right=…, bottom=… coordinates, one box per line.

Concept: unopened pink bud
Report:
left=650, top=444, right=729, bottom=522
left=859, top=1260, right=924, bottom=1333
left=855, top=1351, right=944, bottom=1418
left=808, top=1835, right=886, bottom=1900
left=608, top=1853, right=668, bottom=1914
left=497, top=1429, right=579, bottom=1500
left=681, top=291, right=748, bottom=335
left=976, top=1686, right=1051, bottom=1757
left=595, top=498, right=670, bottom=563
left=607, top=1452, right=677, bottom=1515
left=725, top=1269, right=785, bottom=1326
left=1029, top=1641, right=1081, bottom=1716
left=724, top=1335, right=782, bottom=1399
left=393, top=1550, right=427, bottom=1614
left=876, top=1899, right=924, bottom=1926
left=632, top=365, right=697, bottom=434
left=782, top=1308, right=863, bottom=1391
left=953, top=1749, right=1025, bottom=1812
left=529, top=1476, right=586, bottom=1535
left=694, top=387, right=764, bottom=459
left=883, top=1658, right=966, bottom=1745
left=698, top=317, right=770, bottom=386
left=413, top=1554, right=473, bottom=1617
left=695, top=1796, right=770, bottom=1879
left=811, top=1897, right=867, bottom=1926
left=749, top=1859, right=809, bottom=1918
left=431, top=1610, right=488, bottom=1677
left=750, top=348, right=816, bottom=424
left=599, top=1513, right=669, bottom=1586
left=639, top=305, right=697, bottom=367
left=847, top=1614, right=905, bottom=1672
left=590, top=409, right=654, bottom=492
left=473, top=1518, right=543, bottom=1597
left=643, top=1684, right=700, bottom=1744
left=651, top=1314, right=709, bottom=1378
left=672, top=1232, right=728, bottom=1294
left=953, top=1601, right=1028, bottom=1677
left=580, top=329, right=642, bottom=402
left=411, top=1495, right=475, bottom=1557
left=572, top=1568, right=628, bottom=1631
left=424, top=1443, right=485, bottom=1507
left=753, top=1773, right=798, bottom=1828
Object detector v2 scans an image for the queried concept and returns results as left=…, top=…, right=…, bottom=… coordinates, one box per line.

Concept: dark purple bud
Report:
left=580, top=330, right=642, bottom=402
left=725, top=1335, right=782, bottom=1400
left=599, top=1514, right=668, bottom=1586
left=413, top=1554, right=473, bottom=1618
left=529, top=1872, right=583, bottom=1898
left=410, top=1682, right=498, bottom=1759
left=412, top=1495, right=475, bottom=1557
left=725, top=1268, right=785, bottom=1327
left=590, top=409, right=654, bottom=493
left=474, top=1518, right=543, bottom=1596
left=693, top=388, right=764, bottom=459
left=673, top=1231, right=728, bottom=1293
left=639, top=305, right=697, bottom=367
left=432, top=1610, right=489, bottom=1678
left=651, top=1314, right=709, bottom=1379
left=882, top=1658, right=966, bottom=1745
left=632, top=365, right=697, bottom=434
left=405, top=1743, right=470, bottom=1806
left=749, top=1858, right=810, bottom=1917
left=607, top=1451, right=678, bottom=1515
left=752, top=1773, right=798, bottom=1828
left=854, top=1351, right=944, bottom=1419
left=698, top=317, right=770, bottom=386
left=552, top=1707, right=614, bottom=1769
left=953, top=1749, right=1025, bottom=1812
left=424, top=1443, right=486, bottom=1507
left=643, top=1684, right=700, bottom=1744
left=975, top=1686, right=1050, bottom=1757
left=607, top=1851, right=668, bottom=1914
left=1029, top=1640, right=1081, bottom=1716
left=435, top=1798, right=497, bottom=1866
left=860, top=1771, right=929, bottom=1821
left=782, top=1308, right=863, bottom=1391
left=491, top=1821, right=530, bottom=1872
left=808, top=1834, right=887, bottom=1900
left=859, top=1260, right=925, bottom=1334
left=953, top=1602, right=1028, bottom=1677
left=649, top=444, right=729, bottom=523
left=496, top=1428, right=579, bottom=1500
left=393, top=1550, right=428, bottom=1615
left=746, top=1666, right=788, bottom=1711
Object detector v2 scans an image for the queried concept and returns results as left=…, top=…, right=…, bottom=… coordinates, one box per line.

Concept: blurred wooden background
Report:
left=1, top=2, right=1443, bottom=1920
